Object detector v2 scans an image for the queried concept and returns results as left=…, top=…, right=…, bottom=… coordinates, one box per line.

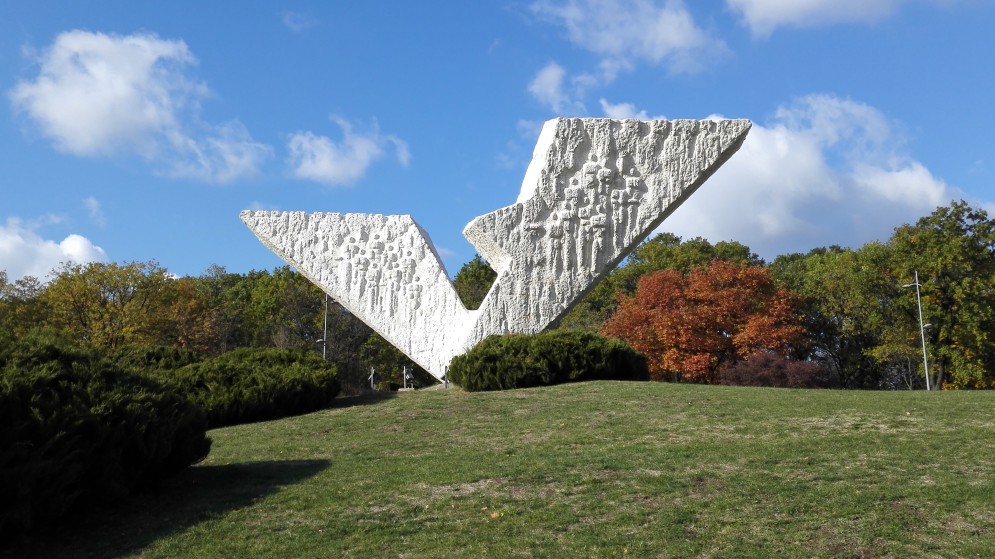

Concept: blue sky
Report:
left=2, top=0, right=994, bottom=281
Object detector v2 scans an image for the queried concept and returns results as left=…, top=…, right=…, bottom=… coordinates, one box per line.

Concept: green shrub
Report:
left=0, top=332, right=210, bottom=536
left=109, top=344, right=203, bottom=373
left=160, top=347, right=340, bottom=428
left=448, top=330, right=649, bottom=391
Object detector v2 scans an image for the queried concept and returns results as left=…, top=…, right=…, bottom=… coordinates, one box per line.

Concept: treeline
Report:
left=2, top=200, right=993, bottom=390
left=561, top=200, right=995, bottom=389
left=0, top=262, right=438, bottom=391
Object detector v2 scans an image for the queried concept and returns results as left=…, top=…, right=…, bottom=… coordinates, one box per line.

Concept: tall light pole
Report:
left=315, top=293, right=328, bottom=361
left=902, top=271, right=931, bottom=391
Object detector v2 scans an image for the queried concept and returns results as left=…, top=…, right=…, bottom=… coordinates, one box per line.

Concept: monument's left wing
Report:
left=240, top=211, right=475, bottom=377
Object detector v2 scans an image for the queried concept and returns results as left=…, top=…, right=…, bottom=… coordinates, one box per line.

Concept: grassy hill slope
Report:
left=7, top=382, right=994, bottom=558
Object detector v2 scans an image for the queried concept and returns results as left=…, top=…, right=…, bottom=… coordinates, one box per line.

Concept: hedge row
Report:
left=1, top=334, right=343, bottom=536
left=109, top=344, right=203, bottom=373
left=448, top=330, right=648, bottom=391
left=0, top=333, right=211, bottom=535
left=153, top=347, right=341, bottom=428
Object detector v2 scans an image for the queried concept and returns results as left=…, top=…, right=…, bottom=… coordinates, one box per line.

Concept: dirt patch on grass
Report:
left=408, top=478, right=565, bottom=507
left=689, top=476, right=726, bottom=499
left=793, top=413, right=925, bottom=434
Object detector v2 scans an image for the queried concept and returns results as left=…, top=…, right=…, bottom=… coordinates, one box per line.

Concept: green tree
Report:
left=771, top=201, right=995, bottom=390
left=452, top=254, right=496, bottom=310
left=0, top=272, right=48, bottom=339
left=161, top=277, right=217, bottom=353
left=193, top=264, right=257, bottom=354
left=240, top=266, right=324, bottom=350
left=887, top=201, right=995, bottom=388
left=41, top=261, right=175, bottom=349
left=321, top=296, right=373, bottom=390
left=771, top=244, right=900, bottom=388
left=358, top=332, right=434, bottom=389
left=200, top=265, right=372, bottom=387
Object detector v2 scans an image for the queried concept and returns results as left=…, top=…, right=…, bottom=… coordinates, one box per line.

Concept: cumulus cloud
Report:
left=8, top=30, right=269, bottom=183
left=9, top=30, right=198, bottom=156
left=530, top=0, right=728, bottom=78
left=287, top=117, right=410, bottom=186
left=727, top=0, right=919, bottom=36
left=0, top=218, right=107, bottom=281
left=655, top=94, right=965, bottom=258
left=527, top=62, right=587, bottom=114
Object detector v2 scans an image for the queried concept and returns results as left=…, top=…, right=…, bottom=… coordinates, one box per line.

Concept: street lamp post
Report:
left=315, top=293, right=329, bottom=361
left=902, top=271, right=931, bottom=391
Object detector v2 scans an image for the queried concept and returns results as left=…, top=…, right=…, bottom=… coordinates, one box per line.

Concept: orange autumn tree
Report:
left=601, top=260, right=805, bottom=383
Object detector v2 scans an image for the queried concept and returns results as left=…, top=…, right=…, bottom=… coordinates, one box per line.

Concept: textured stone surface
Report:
left=242, top=117, right=751, bottom=381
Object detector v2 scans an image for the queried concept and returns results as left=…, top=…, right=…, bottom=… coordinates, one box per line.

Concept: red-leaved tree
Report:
left=601, top=260, right=805, bottom=383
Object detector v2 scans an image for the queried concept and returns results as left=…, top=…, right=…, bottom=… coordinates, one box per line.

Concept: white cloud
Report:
left=726, top=0, right=932, bottom=36
left=9, top=30, right=198, bottom=156
left=530, top=0, right=728, bottom=77
left=83, top=196, right=106, bottom=228
left=0, top=218, right=107, bottom=281
left=282, top=11, right=318, bottom=32
left=851, top=162, right=949, bottom=207
left=598, top=98, right=669, bottom=120
left=600, top=98, right=649, bottom=120
left=654, top=94, right=967, bottom=258
left=527, top=62, right=587, bottom=114
left=8, top=30, right=268, bottom=183
left=517, top=119, right=544, bottom=140
left=287, top=117, right=410, bottom=186
left=166, top=121, right=272, bottom=183
left=390, top=136, right=412, bottom=167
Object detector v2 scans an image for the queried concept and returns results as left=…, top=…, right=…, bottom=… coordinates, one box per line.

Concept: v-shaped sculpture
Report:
left=242, top=117, right=751, bottom=381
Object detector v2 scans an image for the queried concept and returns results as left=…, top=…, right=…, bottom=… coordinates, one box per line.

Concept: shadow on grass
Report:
left=2, top=459, right=331, bottom=559
left=326, top=390, right=399, bottom=410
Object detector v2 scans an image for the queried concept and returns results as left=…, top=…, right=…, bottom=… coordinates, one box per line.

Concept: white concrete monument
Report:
left=242, top=117, right=751, bottom=381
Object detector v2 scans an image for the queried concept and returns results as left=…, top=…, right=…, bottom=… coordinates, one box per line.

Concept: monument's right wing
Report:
left=465, top=118, right=752, bottom=342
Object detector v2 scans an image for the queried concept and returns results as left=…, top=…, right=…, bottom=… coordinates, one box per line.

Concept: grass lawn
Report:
left=5, top=381, right=994, bottom=558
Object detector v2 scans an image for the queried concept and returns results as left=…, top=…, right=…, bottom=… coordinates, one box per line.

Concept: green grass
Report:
left=5, top=382, right=995, bottom=558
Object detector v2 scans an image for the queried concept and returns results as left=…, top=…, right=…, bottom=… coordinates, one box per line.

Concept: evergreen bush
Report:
left=448, top=330, right=648, bottom=391
left=109, top=344, right=203, bottom=373
left=161, top=347, right=340, bottom=428
left=0, top=332, right=210, bottom=535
